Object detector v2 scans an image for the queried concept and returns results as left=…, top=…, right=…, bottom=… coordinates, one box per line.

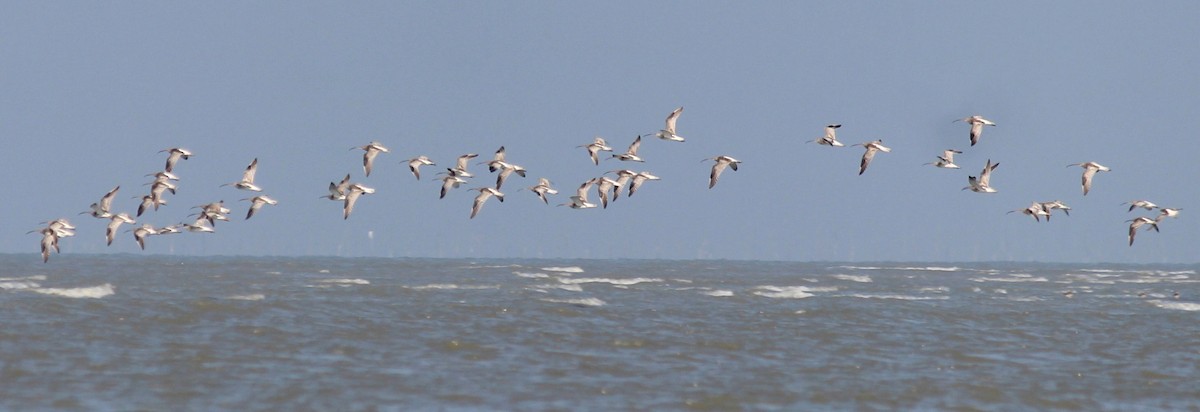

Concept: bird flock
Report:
left=28, top=108, right=1183, bottom=262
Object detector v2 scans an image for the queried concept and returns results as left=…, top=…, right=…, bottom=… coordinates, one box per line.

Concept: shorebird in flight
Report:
left=1067, top=161, right=1110, bottom=196
left=405, top=156, right=435, bottom=180
left=705, top=155, right=741, bottom=188
left=611, top=136, right=645, bottom=162
left=579, top=137, right=614, bottom=165
left=342, top=184, right=375, bottom=220
left=30, top=219, right=76, bottom=262
left=182, top=217, right=216, bottom=233
left=809, top=124, right=845, bottom=147
left=523, top=178, right=558, bottom=204
left=628, top=171, right=661, bottom=197
left=81, top=186, right=120, bottom=219
left=452, top=153, right=479, bottom=177
left=159, top=147, right=193, bottom=172
left=954, top=115, right=996, bottom=146
left=1123, top=200, right=1158, bottom=212
left=105, top=213, right=136, bottom=246
left=963, top=159, right=1000, bottom=193
left=646, top=106, right=685, bottom=142
left=1008, top=202, right=1051, bottom=222
left=480, top=146, right=508, bottom=173
left=130, top=224, right=159, bottom=250
left=438, top=173, right=468, bottom=199
left=353, top=141, right=389, bottom=177
left=1157, top=207, right=1182, bottom=220
left=595, top=177, right=621, bottom=208
left=1039, top=200, right=1071, bottom=221
left=924, top=149, right=963, bottom=169
left=243, top=195, right=279, bottom=220
left=135, top=195, right=166, bottom=217
left=1127, top=216, right=1159, bottom=246
left=469, top=187, right=504, bottom=219
left=606, top=170, right=637, bottom=202
left=559, top=178, right=599, bottom=209
left=221, top=158, right=263, bottom=192
left=852, top=140, right=891, bottom=175
left=322, top=174, right=352, bottom=201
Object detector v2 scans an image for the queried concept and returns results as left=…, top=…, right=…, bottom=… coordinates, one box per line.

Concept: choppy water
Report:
left=2, top=256, right=1197, bottom=410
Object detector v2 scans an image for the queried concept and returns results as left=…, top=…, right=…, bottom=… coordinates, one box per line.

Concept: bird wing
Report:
left=664, top=107, right=683, bottom=134
left=710, top=161, right=729, bottom=188
left=970, top=122, right=983, bottom=146
left=627, top=136, right=642, bottom=156
left=242, top=158, right=258, bottom=183
left=859, top=148, right=877, bottom=175
left=1081, top=168, right=1097, bottom=195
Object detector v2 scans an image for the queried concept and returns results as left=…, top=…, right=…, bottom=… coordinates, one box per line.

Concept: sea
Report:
left=1, top=255, right=1197, bottom=411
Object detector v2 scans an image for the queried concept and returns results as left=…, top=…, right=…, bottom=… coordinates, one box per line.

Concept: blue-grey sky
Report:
left=3, top=2, right=1198, bottom=263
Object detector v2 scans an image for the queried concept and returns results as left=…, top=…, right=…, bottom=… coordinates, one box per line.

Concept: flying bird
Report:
left=647, top=106, right=685, bottom=142
left=560, top=178, right=599, bottom=209
left=1008, top=202, right=1051, bottom=222
left=809, top=124, right=845, bottom=147
left=105, top=213, right=136, bottom=246
left=221, top=158, right=263, bottom=192
left=81, top=186, right=120, bottom=219
left=405, top=156, right=436, bottom=180
left=342, top=184, right=375, bottom=219
left=322, top=174, right=352, bottom=201
left=578, top=137, right=614, bottom=165
left=595, top=177, right=621, bottom=208
left=1127, top=216, right=1159, bottom=246
left=705, top=155, right=741, bottom=188
left=353, top=141, right=390, bottom=177
left=610, top=136, right=645, bottom=162
left=523, top=178, right=558, bottom=204
left=438, top=173, right=468, bottom=199
left=963, top=159, right=1000, bottom=193
left=1039, top=200, right=1071, bottom=221
left=1157, top=207, right=1182, bottom=220
left=924, top=149, right=963, bottom=169
left=243, top=195, right=279, bottom=220
left=452, top=153, right=479, bottom=177
left=1122, top=200, right=1158, bottom=212
left=1067, top=161, right=1111, bottom=195
left=159, top=147, right=193, bottom=172
left=628, top=171, right=661, bottom=197
left=469, top=187, right=504, bottom=219
left=131, top=224, right=159, bottom=250
left=852, top=140, right=891, bottom=175
left=954, top=115, right=996, bottom=146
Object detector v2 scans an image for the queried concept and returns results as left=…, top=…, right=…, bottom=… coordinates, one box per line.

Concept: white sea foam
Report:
left=319, top=278, right=370, bottom=285
left=411, top=284, right=499, bottom=290
left=540, top=297, right=606, bottom=307
left=832, top=274, right=872, bottom=283
left=318, top=269, right=331, bottom=273
left=557, top=277, right=662, bottom=286
left=542, top=266, right=584, bottom=274
left=228, top=294, right=265, bottom=301
left=514, top=272, right=550, bottom=279
left=703, top=290, right=734, bottom=297
left=920, top=286, right=950, bottom=293
left=0, top=281, right=40, bottom=290
left=994, top=289, right=1007, bottom=294
left=266, top=271, right=282, bottom=275
left=753, top=286, right=815, bottom=299
left=32, top=284, right=115, bottom=299
left=0, top=275, right=46, bottom=282
left=970, top=277, right=1049, bottom=283
left=532, top=283, right=584, bottom=292
left=845, top=294, right=948, bottom=301
left=1149, top=300, right=1200, bottom=312
left=1005, top=296, right=1044, bottom=302
left=836, top=266, right=959, bottom=272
